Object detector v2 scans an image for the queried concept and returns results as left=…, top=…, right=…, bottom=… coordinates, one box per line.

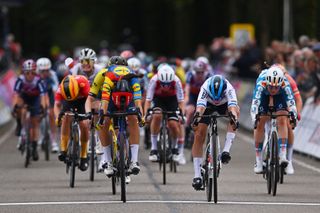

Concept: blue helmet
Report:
left=208, top=75, right=227, bottom=101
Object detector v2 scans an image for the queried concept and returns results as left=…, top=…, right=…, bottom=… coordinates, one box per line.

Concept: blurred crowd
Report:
left=2, top=33, right=320, bottom=105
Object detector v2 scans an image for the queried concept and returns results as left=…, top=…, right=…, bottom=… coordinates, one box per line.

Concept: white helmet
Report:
left=98, top=55, right=109, bottom=67
left=157, top=63, right=175, bottom=83
left=196, top=56, right=209, bottom=65
left=266, top=66, right=284, bottom=87
left=127, top=57, right=141, bottom=71
left=79, top=48, right=97, bottom=61
left=36, top=57, right=52, bottom=72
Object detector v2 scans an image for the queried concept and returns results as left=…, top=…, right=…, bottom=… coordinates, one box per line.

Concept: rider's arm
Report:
left=144, top=76, right=157, bottom=115
left=251, top=82, right=264, bottom=122
left=86, top=69, right=107, bottom=113
left=175, top=76, right=185, bottom=114
left=38, top=80, right=47, bottom=110
left=283, top=80, right=297, bottom=117
left=12, top=77, right=23, bottom=107
left=53, top=88, right=63, bottom=119
left=101, top=74, right=114, bottom=114
left=195, top=84, right=209, bottom=116
left=225, top=80, right=239, bottom=119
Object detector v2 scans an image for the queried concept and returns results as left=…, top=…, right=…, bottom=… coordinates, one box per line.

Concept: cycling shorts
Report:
left=153, top=96, right=179, bottom=121
left=258, top=93, right=287, bottom=114
left=62, top=98, right=87, bottom=121
left=21, top=94, right=41, bottom=116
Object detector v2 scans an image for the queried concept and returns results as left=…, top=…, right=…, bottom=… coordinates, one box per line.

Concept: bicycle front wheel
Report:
left=212, top=133, right=218, bottom=203
left=271, top=131, right=279, bottom=196
left=43, top=117, right=50, bottom=161
left=161, top=127, right=167, bottom=185
left=70, top=125, right=79, bottom=188
left=205, top=140, right=212, bottom=202
left=89, top=129, right=95, bottom=181
left=119, top=133, right=126, bottom=202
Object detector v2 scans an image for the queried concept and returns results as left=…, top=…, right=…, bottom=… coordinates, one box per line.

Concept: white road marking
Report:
left=237, top=130, right=320, bottom=174
left=0, top=122, right=15, bottom=146
left=0, top=200, right=320, bottom=206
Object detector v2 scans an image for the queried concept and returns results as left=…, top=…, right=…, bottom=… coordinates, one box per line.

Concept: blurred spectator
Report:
left=312, top=43, right=320, bottom=61
left=195, top=43, right=209, bottom=59
left=298, top=35, right=311, bottom=49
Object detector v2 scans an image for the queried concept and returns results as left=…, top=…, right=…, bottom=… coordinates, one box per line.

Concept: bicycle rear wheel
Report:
left=89, top=128, right=95, bottom=181
left=212, top=133, right=218, bottom=203
left=119, top=133, right=126, bottom=202
left=271, top=131, right=279, bottom=196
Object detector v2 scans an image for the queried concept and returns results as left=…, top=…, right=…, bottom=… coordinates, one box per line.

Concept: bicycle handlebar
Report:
left=146, top=108, right=185, bottom=124
left=254, top=112, right=296, bottom=129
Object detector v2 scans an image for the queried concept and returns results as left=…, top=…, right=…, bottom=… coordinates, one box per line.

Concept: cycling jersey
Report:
left=14, top=75, right=46, bottom=97
left=55, top=75, right=90, bottom=101
left=285, top=73, right=301, bottom=100
left=41, top=70, right=59, bottom=107
left=146, top=75, right=184, bottom=102
left=251, top=76, right=297, bottom=121
left=69, top=63, right=104, bottom=85
left=197, top=78, right=237, bottom=107
left=89, top=68, right=107, bottom=98
left=101, top=65, right=141, bottom=102
left=186, top=71, right=211, bottom=95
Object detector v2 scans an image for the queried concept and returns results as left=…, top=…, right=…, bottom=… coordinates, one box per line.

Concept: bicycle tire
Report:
left=44, top=116, right=50, bottom=161
left=89, top=128, right=95, bottom=181
left=111, top=136, right=117, bottom=195
left=69, top=125, right=79, bottom=188
left=205, top=141, right=212, bottom=202
left=265, top=144, right=271, bottom=194
left=212, top=133, right=218, bottom=203
left=271, top=131, right=279, bottom=196
left=162, top=127, right=167, bottom=185
left=119, top=132, right=126, bottom=202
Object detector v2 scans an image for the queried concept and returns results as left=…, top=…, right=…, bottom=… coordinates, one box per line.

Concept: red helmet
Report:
left=22, top=59, right=37, bottom=72
left=120, top=50, right=134, bottom=60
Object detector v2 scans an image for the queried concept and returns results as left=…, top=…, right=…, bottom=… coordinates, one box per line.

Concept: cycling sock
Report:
left=80, top=140, right=88, bottom=158
left=151, top=134, right=158, bottom=150
left=103, top=145, right=112, bottom=162
left=193, top=157, right=203, bottom=178
left=130, top=144, right=139, bottom=163
left=278, top=138, right=288, bottom=154
left=172, top=138, right=178, bottom=150
left=223, top=132, right=235, bottom=152
left=178, top=138, right=184, bottom=154
left=255, top=142, right=263, bottom=162
left=60, top=135, right=69, bottom=152
left=287, top=143, right=293, bottom=161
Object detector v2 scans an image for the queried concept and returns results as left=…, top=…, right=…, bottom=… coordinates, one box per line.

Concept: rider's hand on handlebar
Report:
left=191, top=112, right=201, bottom=128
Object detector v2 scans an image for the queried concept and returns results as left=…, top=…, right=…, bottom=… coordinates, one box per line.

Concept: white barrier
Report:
left=294, top=97, right=320, bottom=158
left=0, top=70, right=16, bottom=125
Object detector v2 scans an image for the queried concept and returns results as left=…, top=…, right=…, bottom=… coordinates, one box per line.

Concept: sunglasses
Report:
left=80, top=59, right=94, bottom=65
left=160, top=82, right=171, bottom=87
left=267, top=85, right=280, bottom=90
left=24, top=71, right=36, bottom=75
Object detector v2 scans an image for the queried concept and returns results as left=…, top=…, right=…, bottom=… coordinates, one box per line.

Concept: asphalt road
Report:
left=0, top=121, right=319, bottom=213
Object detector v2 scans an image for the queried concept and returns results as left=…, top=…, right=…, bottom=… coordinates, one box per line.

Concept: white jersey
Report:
left=146, top=75, right=184, bottom=102
left=69, top=63, right=104, bottom=84
left=197, top=78, right=237, bottom=107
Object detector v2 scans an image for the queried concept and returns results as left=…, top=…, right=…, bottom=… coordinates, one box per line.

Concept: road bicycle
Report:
left=255, top=107, right=295, bottom=196
left=147, top=108, right=184, bottom=185
left=197, top=111, right=237, bottom=203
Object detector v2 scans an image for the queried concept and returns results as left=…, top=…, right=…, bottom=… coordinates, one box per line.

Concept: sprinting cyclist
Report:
left=12, top=59, right=47, bottom=161
left=54, top=75, right=90, bottom=171
left=191, top=75, right=239, bottom=190
left=251, top=65, right=297, bottom=174
left=36, top=57, right=59, bottom=153
left=97, top=56, right=143, bottom=176
left=144, top=64, right=185, bottom=163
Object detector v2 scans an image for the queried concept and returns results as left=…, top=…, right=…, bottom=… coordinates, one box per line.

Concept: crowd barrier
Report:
left=0, top=70, right=16, bottom=125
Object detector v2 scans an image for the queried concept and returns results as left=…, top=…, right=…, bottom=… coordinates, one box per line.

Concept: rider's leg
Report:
left=192, top=123, right=207, bottom=178
left=254, top=116, right=268, bottom=171
left=277, top=111, right=289, bottom=164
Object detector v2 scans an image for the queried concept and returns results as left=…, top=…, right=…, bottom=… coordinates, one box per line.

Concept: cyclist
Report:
left=257, top=64, right=302, bottom=175
left=251, top=65, right=297, bottom=174
left=85, top=56, right=128, bottom=173
left=127, top=57, right=148, bottom=100
left=98, top=56, right=143, bottom=176
left=70, top=48, right=104, bottom=154
left=184, top=60, right=211, bottom=147
left=54, top=75, right=90, bottom=171
left=12, top=59, right=47, bottom=161
left=144, top=64, right=185, bottom=163
left=191, top=75, right=239, bottom=190
left=36, top=57, right=59, bottom=153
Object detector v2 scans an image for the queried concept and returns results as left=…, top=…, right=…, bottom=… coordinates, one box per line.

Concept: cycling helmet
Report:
left=36, top=57, right=52, bottom=72
left=266, top=66, right=284, bottom=87
left=193, top=60, right=207, bottom=73
left=22, top=59, right=37, bottom=72
left=98, top=55, right=109, bottom=67
left=79, top=48, right=97, bottom=61
left=208, top=75, right=227, bottom=101
left=120, top=50, right=134, bottom=59
left=157, top=64, right=175, bottom=83
left=127, top=57, right=141, bottom=71
left=60, top=75, right=79, bottom=101
left=196, top=56, right=209, bottom=65
left=108, top=56, right=128, bottom=66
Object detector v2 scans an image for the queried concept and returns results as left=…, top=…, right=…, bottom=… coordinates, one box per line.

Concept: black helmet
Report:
left=108, top=56, right=128, bottom=66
